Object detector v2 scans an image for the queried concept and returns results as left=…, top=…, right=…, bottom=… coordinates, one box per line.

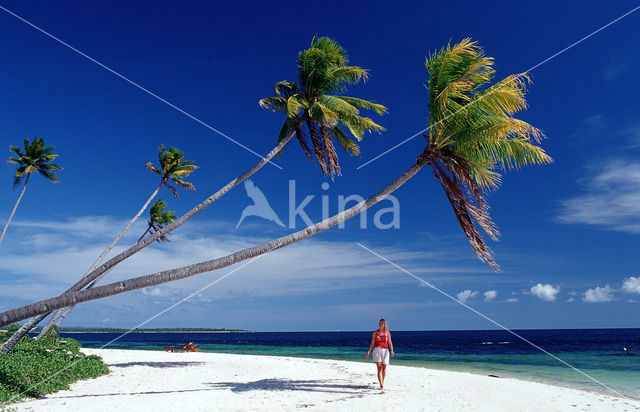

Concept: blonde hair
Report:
left=379, top=319, right=389, bottom=333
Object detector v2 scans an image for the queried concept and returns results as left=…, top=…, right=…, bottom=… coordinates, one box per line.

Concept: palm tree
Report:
left=0, top=138, right=61, bottom=244
left=4, top=145, right=196, bottom=349
left=0, top=39, right=552, bottom=329
left=145, top=145, right=197, bottom=197
left=138, top=199, right=176, bottom=243
left=259, top=36, right=386, bottom=176
left=1, top=37, right=386, bottom=352
left=28, top=147, right=197, bottom=341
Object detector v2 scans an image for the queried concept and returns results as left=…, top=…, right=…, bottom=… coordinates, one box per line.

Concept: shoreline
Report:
left=12, top=348, right=640, bottom=411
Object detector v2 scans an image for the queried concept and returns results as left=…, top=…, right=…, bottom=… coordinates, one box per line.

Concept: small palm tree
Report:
left=259, top=36, right=387, bottom=176
left=138, top=199, right=176, bottom=242
left=0, top=138, right=61, bottom=244
left=145, top=145, right=198, bottom=196
left=0, top=39, right=554, bottom=329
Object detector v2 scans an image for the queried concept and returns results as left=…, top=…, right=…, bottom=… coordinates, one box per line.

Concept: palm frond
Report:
left=305, top=117, right=329, bottom=175
left=319, top=124, right=340, bottom=176
left=332, top=126, right=360, bottom=155
left=145, top=162, right=161, bottom=175
left=333, top=96, right=387, bottom=115
left=171, top=177, right=195, bottom=191
left=259, top=96, right=287, bottom=112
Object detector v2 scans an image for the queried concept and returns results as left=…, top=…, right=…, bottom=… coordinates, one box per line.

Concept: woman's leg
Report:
left=381, top=363, right=387, bottom=386
left=375, top=362, right=383, bottom=388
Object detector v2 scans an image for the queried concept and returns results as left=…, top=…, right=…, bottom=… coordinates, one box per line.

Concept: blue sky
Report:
left=0, top=1, right=639, bottom=331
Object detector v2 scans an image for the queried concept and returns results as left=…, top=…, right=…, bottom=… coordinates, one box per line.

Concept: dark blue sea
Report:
left=59, top=329, right=640, bottom=399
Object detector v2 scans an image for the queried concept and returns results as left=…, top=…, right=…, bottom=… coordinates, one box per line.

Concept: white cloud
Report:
left=558, top=160, right=640, bottom=234
left=621, top=276, right=640, bottom=295
left=530, top=283, right=561, bottom=302
left=483, top=290, right=497, bottom=302
left=583, top=285, right=614, bottom=303
left=505, top=297, right=518, bottom=303
left=456, top=290, right=478, bottom=303
left=0, top=216, right=490, bottom=317
left=566, top=297, right=575, bottom=303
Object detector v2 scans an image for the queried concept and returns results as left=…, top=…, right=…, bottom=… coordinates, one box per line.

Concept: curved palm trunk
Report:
left=5, top=181, right=166, bottom=350
left=0, top=131, right=297, bottom=352
left=0, top=174, right=30, bottom=245
left=0, top=155, right=429, bottom=327
left=51, top=264, right=116, bottom=329
left=36, top=179, right=166, bottom=338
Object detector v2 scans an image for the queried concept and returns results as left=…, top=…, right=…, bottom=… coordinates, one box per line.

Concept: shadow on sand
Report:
left=207, top=378, right=371, bottom=394
left=41, top=378, right=373, bottom=400
left=107, top=361, right=206, bottom=368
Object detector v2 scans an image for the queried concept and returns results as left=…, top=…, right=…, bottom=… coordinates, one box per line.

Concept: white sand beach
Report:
left=12, top=349, right=640, bottom=411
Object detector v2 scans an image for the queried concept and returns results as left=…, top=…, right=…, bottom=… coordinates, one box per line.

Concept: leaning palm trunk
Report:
left=0, top=153, right=429, bottom=327
left=2, top=181, right=166, bottom=352
left=35, top=179, right=167, bottom=339
left=0, top=174, right=30, bottom=245
left=48, top=264, right=117, bottom=331
left=0, top=131, right=296, bottom=352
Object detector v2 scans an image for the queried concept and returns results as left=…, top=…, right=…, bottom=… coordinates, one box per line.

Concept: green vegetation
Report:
left=0, top=325, right=109, bottom=405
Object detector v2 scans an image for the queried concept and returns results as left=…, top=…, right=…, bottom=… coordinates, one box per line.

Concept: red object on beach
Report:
left=163, top=342, right=200, bottom=352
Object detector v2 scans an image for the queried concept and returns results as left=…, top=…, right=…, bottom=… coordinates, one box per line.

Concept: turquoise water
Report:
left=62, top=329, right=640, bottom=399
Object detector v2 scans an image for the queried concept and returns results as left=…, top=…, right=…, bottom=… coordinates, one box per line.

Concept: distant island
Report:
left=31, top=327, right=253, bottom=333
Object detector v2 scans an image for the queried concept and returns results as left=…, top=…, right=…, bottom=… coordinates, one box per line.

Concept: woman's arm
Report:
left=388, top=332, right=394, bottom=356
left=365, top=331, right=375, bottom=358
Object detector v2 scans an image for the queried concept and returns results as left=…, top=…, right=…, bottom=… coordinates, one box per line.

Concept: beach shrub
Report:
left=0, top=326, right=109, bottom=405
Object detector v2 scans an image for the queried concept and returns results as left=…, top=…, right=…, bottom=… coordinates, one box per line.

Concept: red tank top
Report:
left=375, top=331, right=388, bottom=349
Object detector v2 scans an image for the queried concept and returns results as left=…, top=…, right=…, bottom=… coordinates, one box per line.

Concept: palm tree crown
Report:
left=141, top=199, right=176, bottom=243
left=260, top=36, right=387, bottom=176
left=422, top=38, right=553, bottom=270
left=8, top=137, right=61, bottom=187
left=145, top=145, right=198, bottom=196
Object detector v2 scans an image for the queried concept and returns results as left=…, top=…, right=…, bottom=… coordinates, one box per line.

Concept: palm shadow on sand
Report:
left=42, top=378, right=372, bottom=400
left=207, top=378, right=371, bottom=394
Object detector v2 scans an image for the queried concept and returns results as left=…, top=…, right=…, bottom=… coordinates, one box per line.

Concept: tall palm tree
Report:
left=138, top=199, right=176, bottom=243
left=259, top=36, right=386, bottom=176
left=2, top=37, right=386, bottom=352
left=0, top=138, right=61, bottom=244
left=0, top=39, right=552, bottom=330
left=30, top=146, right=197, bottom=340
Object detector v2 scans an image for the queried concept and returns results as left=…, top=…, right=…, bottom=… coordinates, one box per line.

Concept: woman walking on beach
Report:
left=365, top=319, right=394, bottom=389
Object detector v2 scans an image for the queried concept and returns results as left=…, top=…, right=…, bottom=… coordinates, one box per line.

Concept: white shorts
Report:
left=372, top=347, right=390, bottom=364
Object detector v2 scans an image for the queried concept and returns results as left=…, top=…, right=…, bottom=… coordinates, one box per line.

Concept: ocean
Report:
left=58, top=328, right=640, bottom=399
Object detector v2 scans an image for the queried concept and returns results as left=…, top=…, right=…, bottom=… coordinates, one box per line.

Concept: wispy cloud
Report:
left=0, top=216, right=488, bottom=306
left=558, top=160, right=640, bottom=233
left=530, top=283, right=561, bottom=302
left=569, top=115, right=605, bottom=140
left=505, top=297, right=518, bottom=303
